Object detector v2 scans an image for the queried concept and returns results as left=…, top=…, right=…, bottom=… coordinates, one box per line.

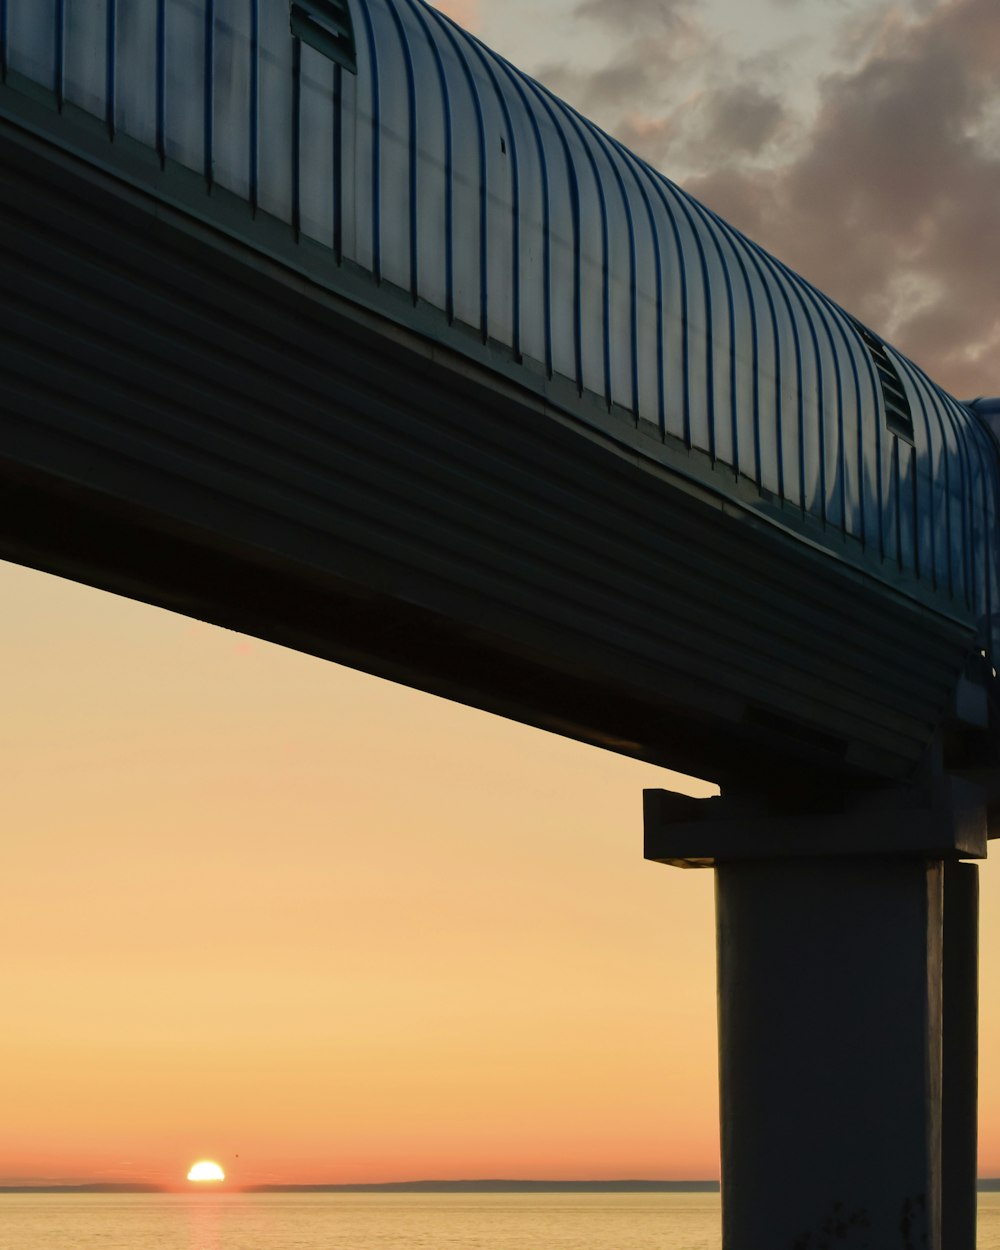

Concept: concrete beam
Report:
left=645, top=783, right=983, bottom=1250
left=644, top=777, right=988, bottom=867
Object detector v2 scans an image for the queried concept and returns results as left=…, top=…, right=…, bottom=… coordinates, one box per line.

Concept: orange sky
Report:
left=3, top=558, right=1000, bottom=1187
left=1, top=0, right=997, bottom=1196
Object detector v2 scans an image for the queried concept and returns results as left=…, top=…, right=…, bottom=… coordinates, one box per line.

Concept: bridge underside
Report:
left=0, top=108, right=978, bottom=791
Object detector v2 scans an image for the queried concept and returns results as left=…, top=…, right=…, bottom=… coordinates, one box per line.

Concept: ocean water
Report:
left=1, top=1191, right=999, bottom=1250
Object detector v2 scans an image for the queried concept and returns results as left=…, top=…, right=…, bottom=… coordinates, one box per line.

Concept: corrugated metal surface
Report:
left=1, top=0, right=998, bottom=788
left=0, top=121, right=974, bottom=784
left=2, top=0, right=998, bottom=660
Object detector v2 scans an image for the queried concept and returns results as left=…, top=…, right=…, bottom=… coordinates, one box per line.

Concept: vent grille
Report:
left=290, top=0, right=357, bottom=73
left=851, top=317, right=914, bottom=443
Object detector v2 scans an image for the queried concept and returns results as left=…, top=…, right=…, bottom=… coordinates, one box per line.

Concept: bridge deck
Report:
left=0, top=108, right=974, bottom=788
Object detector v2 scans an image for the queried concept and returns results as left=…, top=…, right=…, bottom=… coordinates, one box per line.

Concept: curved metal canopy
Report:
left=1, top=0, right=998, bottom=743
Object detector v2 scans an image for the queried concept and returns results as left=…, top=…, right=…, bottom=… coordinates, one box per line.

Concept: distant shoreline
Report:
left=246, top=1181, right=722, bottom=1194
left=0, top=1181, right=719, bottom=1195
left=3, top=1179, right=1000, bottom=1194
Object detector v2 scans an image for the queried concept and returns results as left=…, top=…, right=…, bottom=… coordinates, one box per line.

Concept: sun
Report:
left=187, top=1160, right=225, bottom=1183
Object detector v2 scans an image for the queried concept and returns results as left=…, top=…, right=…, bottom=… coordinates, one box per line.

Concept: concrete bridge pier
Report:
left=645, top=782, right=985, bottom=1250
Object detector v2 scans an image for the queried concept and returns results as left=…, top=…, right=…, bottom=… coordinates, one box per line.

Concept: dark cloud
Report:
left=684, top=0, right=1000, bottom=397
left=698, top=84, right=790, bottom=159
left=602, top=83, right=791, bottom=172
left=534, top=0, right=712, bottom=140
left=538, top=0, right=798, bottom=173
left=540, top=0, right=998, bottom=398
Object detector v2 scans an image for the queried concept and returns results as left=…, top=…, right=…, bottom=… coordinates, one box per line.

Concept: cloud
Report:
left=534, top=0, right=713, bottom=145
left=697, top=83, right=791, bottom=160
left=574, top=0, right=702, bottom=30
left=682, top=0, right=1000, bottom=398
left=537, top=0, right=799, bottom=174
left=537, top=0, right=998, bottom=398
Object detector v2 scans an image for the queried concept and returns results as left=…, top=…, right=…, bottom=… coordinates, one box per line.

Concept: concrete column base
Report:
left=716, top=856, right=943, bottom=1249
left=943, top=861, right=979, bottom=1250
left=644, top=781, right=985, bottom=1250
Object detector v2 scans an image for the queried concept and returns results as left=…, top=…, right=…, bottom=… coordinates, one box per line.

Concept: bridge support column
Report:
left=645, top=782, right=985, bottom=1250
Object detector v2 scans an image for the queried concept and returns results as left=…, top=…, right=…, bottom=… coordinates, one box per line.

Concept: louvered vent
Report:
left=851, top=317, right=914, bottom=443
left=291, top=0, right=357, bottom=73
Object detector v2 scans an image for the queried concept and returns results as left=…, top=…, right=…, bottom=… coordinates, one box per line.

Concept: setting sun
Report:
left=187, top=1160, right=225, bottom=1183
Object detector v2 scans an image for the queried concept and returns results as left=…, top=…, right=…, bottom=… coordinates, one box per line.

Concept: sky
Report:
left=464, top=0, right=1000, bottom=400
left=3, top=0, right=999, bottom=1189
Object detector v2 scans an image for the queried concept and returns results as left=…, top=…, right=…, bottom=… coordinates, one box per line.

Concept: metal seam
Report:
left=381, top=0, right=419, bottom=300
left=400, top=0, right=452, bottom=319
left=204, top=0, right=215, bottom=187
left=494, top=60, right=553, bottom=377
left=54, top=0, right=64, bottom=108
left=651, top=173, right=712, bottom=452
left=542, top=87, right=613, bottom=406
left=332, top=61, right=342, bottom=259
left=155, top=0, right=166, bottom=166
left=428, top=10, right=490, bottom=341
left=703, top=212, right=762, bottom=485
left=249, top=0, right=259, bottom=208
left=522, top=79, right=583, bottom=392
left=291, top=28, right=301, bottom=235
left=105, top=0, right=117, bottom=138
left=354, top=0, right=382, bottom=282
left=463, top=38, right=521, bottom=359
left=579, top=120, right=643, bottom=419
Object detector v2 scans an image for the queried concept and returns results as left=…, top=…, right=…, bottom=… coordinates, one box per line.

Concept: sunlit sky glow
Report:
left=2, top=0, right=999, bottom=1188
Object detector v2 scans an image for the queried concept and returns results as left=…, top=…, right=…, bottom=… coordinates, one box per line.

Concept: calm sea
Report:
left=1, top=1191, right=999, bottom=1249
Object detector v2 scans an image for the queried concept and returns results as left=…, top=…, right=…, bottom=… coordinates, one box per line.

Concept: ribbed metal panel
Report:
left=0, top=122, right=977, bottom=785
left=2, top=0, right=998, bottom=664
left=2, top=2, right=999, bottom=790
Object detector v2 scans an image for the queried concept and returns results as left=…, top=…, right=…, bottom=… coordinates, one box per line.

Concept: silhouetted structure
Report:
left=1, top=3, right=996, bottom=1245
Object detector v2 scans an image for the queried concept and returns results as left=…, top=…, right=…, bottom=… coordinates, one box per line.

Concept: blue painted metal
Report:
left=155, top=0, right=166, bottom=164
left=290, top=27, right=301, bottom=234
left=331, top=59, right=342, bottom=257
left=105, top=0, right=116, bottom=138
left=203, top=0, right=214, bottom=186
left=1, top=0, right=997, bottom=663
left=53, top=0, right=63, bottom=108
left=433, top=11, right=490, bottom=341
left=463, top=36, right=521, bottom=359
left=249, top=0, right=259, bottom=203
left=355, top=0, right=382, bottom=283
left=499, top=58, right=553, bottom=375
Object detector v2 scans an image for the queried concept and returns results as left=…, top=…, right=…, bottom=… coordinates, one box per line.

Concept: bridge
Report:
left=1, top=1, right=997, bottom=1245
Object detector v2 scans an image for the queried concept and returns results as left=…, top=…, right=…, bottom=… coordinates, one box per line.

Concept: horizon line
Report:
left=0, top=1179, right=720, bottom=1194
left=3, top=1178, right=1000, bottom=1194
